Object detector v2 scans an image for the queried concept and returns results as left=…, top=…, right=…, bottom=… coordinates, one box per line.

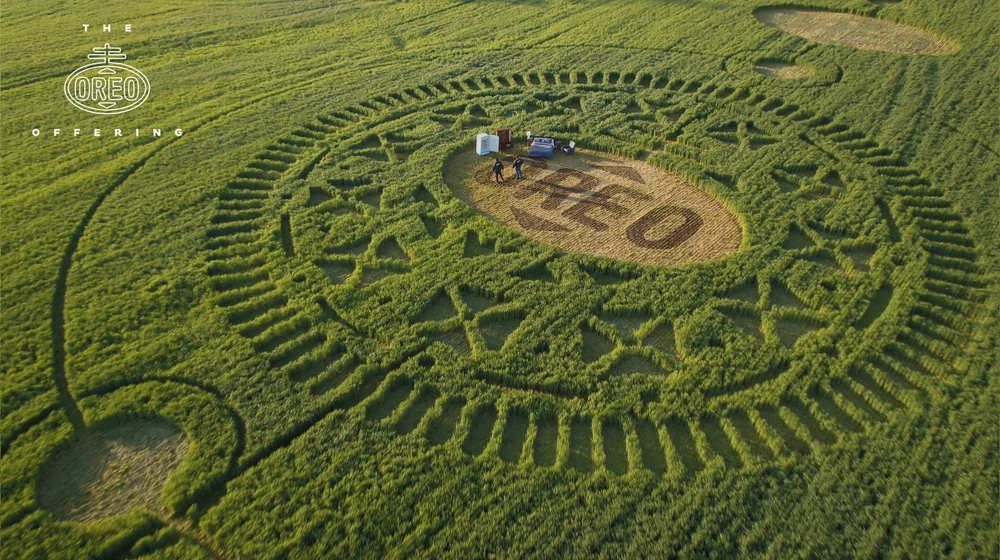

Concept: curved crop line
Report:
left=234, top=346, right=422, bottom=474
left=76, top=375, right=247, bottom=476
left=85, top=486, right=237, bottom=560
left=51, top=146, right=167, bottom=429
left=2, top=509, right=34, bottom=533
left=45, top=68, right=361, bottom=436
left=136, top=376, right=248, bottom=514
left=94, top=523, right=163, bottom=560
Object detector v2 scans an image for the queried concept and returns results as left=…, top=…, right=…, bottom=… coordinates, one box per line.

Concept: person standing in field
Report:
left=493, top=158, right=504, bottom=184
left=513, top=156, right=524, bottom=180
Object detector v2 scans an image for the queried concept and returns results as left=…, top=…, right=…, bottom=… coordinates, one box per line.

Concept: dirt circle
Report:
left=37, top=419, right=189, bottom=522
left=445, top=149, right=743, bottom=266
left=754, top=61, right=814, bottom=79
left=755, top=8, right=959, bottom=55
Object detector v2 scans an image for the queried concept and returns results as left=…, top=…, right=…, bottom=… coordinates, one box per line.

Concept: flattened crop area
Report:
left=447, top=149, right=743, bottom=265
left=753, top=61, right=814, bottom=79
left=36, top=420, right=189, bottom=523
left=756, top=8, right=959, bottom=55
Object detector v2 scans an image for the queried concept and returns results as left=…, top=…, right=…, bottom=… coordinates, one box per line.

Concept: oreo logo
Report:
left=463, top=153, right=743, bottom=266
left=64, top=44, right=150, bottom=115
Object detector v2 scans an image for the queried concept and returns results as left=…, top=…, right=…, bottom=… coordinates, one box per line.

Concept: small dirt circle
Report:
left=445, top=148, right=743, bottom=266
left=36, top=419, right=189, bottom=522
left=754, top=61, right=814, bottom=79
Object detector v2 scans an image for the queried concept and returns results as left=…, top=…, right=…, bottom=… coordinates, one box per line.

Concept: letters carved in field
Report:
left=465, top=153, right=740, bottom=265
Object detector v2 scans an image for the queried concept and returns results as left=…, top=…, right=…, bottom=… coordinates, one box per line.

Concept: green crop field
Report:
left=2, top=0, right=998, bottom=558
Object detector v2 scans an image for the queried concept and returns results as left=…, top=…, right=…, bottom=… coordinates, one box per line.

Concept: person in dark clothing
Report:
left=493, top=158, right=504, bottom=183
left=513, top=156, right=524, bottom=179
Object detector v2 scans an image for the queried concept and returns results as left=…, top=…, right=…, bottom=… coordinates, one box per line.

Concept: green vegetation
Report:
left=2, top=0, right=998, bottom=558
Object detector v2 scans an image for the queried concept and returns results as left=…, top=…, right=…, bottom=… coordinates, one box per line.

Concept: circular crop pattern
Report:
left=754, top=8, right=960, bottom=56
left=202, top=71, right=988, bottom=477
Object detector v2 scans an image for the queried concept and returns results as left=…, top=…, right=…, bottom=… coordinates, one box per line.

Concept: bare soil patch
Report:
left=755, top=9, right=958, bottom=55
left=444, top=149, right=742, bottom=266
left=37, top=420, right=189, bottom=522
left=754, top=61, right=814, bottom=79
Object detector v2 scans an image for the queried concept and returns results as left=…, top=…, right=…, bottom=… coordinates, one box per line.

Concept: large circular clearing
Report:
left=36, top=420, right=188, bottom=522
left=445, top=148, right=743, bottom=266
left=755, top=8, right=959, bottom=55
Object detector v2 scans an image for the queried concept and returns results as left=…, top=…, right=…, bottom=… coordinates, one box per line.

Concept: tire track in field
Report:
left=918, top=109, right=1000, bottom=159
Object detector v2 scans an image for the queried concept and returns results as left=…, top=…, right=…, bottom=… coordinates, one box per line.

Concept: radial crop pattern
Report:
left=201, top=71, right=988, bottom=479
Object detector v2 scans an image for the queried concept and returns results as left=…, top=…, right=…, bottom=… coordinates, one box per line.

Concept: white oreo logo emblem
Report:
left=64, top=44, right=150, bottom=115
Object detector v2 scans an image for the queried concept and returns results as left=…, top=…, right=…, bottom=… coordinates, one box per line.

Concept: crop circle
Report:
left=202, top=70, right=987, bottom=476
